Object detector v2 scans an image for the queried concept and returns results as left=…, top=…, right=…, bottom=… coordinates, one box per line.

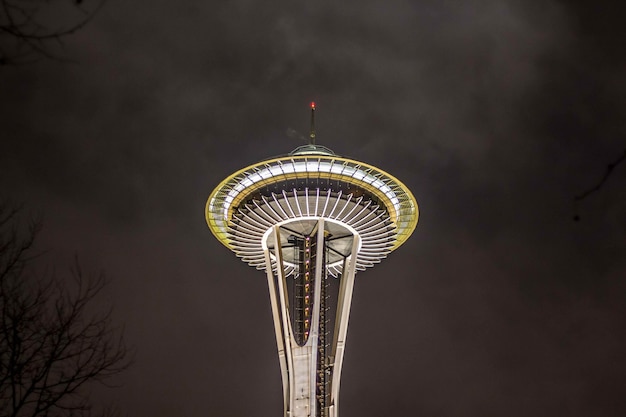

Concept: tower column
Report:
left=264, top=237, right=290, bottom=414
left=264, top=219, right=361, bottom=417
left=266, top=220, right=327, bottom=417
left=328, top=234, right=360, bottom=417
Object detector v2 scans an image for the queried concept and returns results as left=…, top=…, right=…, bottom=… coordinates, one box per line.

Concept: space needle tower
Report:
left=205, top=103, right=418, bottom=417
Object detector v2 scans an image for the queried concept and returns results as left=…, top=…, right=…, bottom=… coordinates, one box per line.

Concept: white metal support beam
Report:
left=272, top=227, right=296, bottom=417
left=264, top=243, right=289, bottom=415
left=328, top=234, right=360, bottom=417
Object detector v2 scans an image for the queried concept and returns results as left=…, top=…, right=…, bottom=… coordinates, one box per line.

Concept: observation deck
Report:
left=206, top=145, right=418, bottom=275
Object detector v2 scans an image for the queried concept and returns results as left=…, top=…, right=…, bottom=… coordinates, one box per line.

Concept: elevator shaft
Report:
left=263, top=219, right=360, bottom=417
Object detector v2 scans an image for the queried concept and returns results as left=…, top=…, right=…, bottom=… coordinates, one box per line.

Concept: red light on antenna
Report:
left=311, top=101, right=315, bottom=109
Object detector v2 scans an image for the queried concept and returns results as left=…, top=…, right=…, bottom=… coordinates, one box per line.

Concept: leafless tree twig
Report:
left=0, top=202, right=131, bottom=417
left=0, top=0, right=105, bottom=65
left=574, top=148, right=626, bottom=202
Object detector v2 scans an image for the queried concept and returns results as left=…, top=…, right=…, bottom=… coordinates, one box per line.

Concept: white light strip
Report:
left=218, top=160, right=401, bottom=221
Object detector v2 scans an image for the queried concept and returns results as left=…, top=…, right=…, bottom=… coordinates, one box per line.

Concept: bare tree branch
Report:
left=0, top=203, right=131, bottom=417
left=0, top=0, right=105, bottom=65
left=575, top=148, right=626, bottom=202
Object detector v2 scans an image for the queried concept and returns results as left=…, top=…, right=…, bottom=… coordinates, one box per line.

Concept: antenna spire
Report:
left=309, top=102, right=316, bottom=145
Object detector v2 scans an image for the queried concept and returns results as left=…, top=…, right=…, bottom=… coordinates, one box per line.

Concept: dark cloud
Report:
left=1, top=0, right=625, bottom=416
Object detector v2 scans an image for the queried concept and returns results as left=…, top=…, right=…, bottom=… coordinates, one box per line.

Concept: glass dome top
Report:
left=289, top=144, right=337, bottom=156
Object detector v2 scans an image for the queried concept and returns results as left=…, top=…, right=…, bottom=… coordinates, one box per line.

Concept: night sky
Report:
left=1, top=1, right=625, bottom=416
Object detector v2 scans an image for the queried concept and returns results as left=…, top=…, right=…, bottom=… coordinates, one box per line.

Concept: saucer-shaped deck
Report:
left=206, top=150, right=418, bottom=276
